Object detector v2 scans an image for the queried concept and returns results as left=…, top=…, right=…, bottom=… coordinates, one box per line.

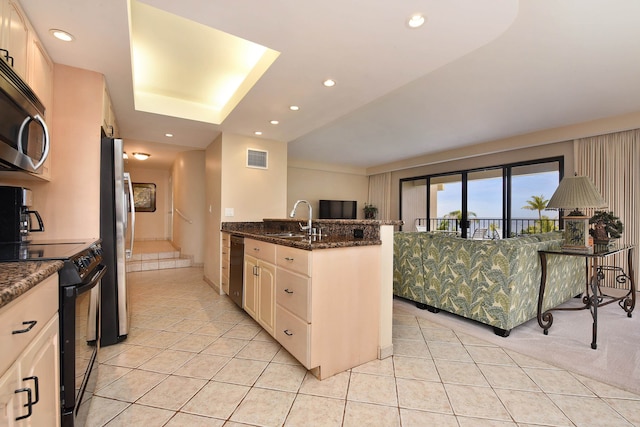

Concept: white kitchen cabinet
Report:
left=0, top=274, right=60, bottom=426
left=244, top=239, right=276, bottom=336
left=221, top=232, right=230, bottom=295
left=0, top=0, right=29, bottom=80
left=275, top=245, right=381, bottom=379
left=102, top=84, right=119, bottom=137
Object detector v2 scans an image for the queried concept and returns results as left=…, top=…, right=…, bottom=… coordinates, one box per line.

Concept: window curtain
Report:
left=368, top=172, right=392, bottom=220
left=575, top=129, right=640, bottom=289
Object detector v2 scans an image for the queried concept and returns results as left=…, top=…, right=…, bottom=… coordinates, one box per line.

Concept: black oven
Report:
left=60, top=262, right=105, bottom=427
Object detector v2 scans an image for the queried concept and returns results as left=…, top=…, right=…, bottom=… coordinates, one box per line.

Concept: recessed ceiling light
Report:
left=132, top=152, right=151, bottom=160
left=407, top=14, right=426, bottom=29
left=254, top=131, right=263, bottom=136
left=289, top=105, right=300, bottom=111
left=49, top=29, right=75, bottom=42
left=323, top=79, right=336, bottom=87
left=123, top=152, right=129, bottom=159
left=165, top=133, right=173, bottom=137
left=270, top=120, right=279, bottom=125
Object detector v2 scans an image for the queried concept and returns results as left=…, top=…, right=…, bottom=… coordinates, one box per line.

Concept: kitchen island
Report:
left=221, top=219, right=400, bottom=379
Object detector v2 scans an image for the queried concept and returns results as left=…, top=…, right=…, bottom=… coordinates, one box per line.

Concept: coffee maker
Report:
left=0, top=186, right=44, bottom=243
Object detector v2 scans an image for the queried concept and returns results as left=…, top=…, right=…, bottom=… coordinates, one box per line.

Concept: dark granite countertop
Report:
left=0, top=261, right=63, bottom=310
left=222, top=219, right=402, bottom=250
left=224, top=230, right=381, bottom=250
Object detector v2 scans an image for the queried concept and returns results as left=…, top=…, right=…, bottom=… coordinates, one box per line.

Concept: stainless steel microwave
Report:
left=0, top=58, right=50, bottom=174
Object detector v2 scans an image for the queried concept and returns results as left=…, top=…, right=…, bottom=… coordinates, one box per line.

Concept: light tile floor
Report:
left=87, top=267, right=640, bottom=427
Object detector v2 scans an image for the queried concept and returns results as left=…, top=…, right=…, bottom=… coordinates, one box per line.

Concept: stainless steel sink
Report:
left=264, top=232, right=307, bottom=238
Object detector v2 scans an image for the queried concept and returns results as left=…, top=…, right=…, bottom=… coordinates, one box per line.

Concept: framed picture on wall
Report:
left=132, top=183, right=156, bottom=212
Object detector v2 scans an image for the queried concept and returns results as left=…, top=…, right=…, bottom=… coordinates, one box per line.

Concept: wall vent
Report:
left=247, top=149, right=268, bottom=169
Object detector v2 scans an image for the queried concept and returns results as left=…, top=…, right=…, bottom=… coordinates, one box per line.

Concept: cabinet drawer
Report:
left=245, top=239, right=276, bottom=264
left=221, top=232, right=230, bottom=246
left=276, top=268, right=310, bottom=321
left=276, top=305, right=310, bottom=368
left=277, top=245, right=311, bottom=276
left=0, top=274, right=58, bottom=373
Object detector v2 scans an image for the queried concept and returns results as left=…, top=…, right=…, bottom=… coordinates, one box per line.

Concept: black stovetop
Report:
left=0, top=239, right=100, bottom=262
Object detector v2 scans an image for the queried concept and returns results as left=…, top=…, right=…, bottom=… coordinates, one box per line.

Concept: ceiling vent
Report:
left=247, top=149, right=268, bottom=169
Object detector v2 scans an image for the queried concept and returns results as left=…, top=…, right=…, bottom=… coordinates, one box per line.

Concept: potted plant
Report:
left=363, top=203, right=378, bottom=219
left=589, top=210, right=624, bottom=243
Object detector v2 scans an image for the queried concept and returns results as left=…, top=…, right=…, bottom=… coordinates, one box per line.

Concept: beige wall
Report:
left=127, top=166, right=171, bottom=240
left=204, top=133, right=287, bottom=290
left=204, top=134, right=222, bottom=286
left=171, top=150, right=206, bottom=264
left=0, top=64, right=103, bottom=240
left=287, top=160, right=369, bottom=219
left=221, top=134, right=288, bottom=221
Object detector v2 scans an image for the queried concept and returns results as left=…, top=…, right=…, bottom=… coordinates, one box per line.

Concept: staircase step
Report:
left=126, top=240, right=192, bottom=272
left=126, top=256, right=192, bottom=272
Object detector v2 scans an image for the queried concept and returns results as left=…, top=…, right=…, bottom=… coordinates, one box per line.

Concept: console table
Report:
left=537, top=245, right=635, bottom=349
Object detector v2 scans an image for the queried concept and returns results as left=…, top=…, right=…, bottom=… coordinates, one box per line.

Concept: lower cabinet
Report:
left=244, top=239, right=276, bottom=336
left=221, top=232, right=230, bottom=295
left=241, top=238, right=382, bottom=380
left=275, top=245, right=381, bottom=380
left=0, top=314, right=60, bottom=427
left=0, top=274, right=60, bottom=427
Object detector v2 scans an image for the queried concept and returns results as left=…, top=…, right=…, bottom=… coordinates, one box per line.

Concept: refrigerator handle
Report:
left=125, top=173, right=135, bottom=259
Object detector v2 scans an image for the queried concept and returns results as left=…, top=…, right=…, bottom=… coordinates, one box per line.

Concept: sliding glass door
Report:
left=399, top=157, right=562, bottom=238
left=467, top=169, right=504, bottom=239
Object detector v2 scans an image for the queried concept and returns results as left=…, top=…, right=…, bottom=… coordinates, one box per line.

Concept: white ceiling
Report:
left=20, top=0, right=640, bottom=170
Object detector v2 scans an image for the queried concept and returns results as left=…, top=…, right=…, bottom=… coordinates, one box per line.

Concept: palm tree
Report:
left=523, top=195, right=549, bottom=233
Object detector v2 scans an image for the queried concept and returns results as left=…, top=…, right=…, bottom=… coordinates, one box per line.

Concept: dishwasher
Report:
left=229, top=235, right=244, bottom=308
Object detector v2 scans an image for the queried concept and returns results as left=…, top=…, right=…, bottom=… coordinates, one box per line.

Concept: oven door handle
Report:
left=75, top=264, right=107, bottom=294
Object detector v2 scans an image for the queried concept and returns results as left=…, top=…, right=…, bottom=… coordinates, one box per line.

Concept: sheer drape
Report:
left=367, top=172, right=392, bottom=220
left=575, top=130, right=640, bottom=288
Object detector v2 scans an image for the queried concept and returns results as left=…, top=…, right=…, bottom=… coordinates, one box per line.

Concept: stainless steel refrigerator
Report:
left=99, top=137, right=135, bottom=346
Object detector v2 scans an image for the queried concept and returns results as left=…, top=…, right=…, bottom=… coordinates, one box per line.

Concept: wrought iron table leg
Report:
left=537, top=252, right=553, bottom=334
left=590, top=274, right=598, bottom=349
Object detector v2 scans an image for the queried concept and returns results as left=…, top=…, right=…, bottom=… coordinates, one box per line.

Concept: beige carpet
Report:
left=394, top=289, right=640, bottom=395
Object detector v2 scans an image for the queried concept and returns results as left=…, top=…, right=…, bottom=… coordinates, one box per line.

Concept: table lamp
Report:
left=546, top=174, right=607, bottom=251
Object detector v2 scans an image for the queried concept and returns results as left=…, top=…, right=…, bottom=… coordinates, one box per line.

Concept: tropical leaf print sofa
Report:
left=393, top=231, right=584, bottom=336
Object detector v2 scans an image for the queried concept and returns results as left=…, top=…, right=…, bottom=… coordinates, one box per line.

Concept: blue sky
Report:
left=436, top=172, right=559, bottom=219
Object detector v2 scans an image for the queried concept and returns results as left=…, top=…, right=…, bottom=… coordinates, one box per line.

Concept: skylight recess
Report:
left=128, top=0, right=280, bottom=124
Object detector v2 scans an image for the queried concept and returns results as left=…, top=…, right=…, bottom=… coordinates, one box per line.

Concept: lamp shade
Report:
left=547, top=175, right=607, bottom=214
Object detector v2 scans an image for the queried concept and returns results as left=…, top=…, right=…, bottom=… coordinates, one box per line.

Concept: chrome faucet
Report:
left=289, top=200, right=313, bottom=236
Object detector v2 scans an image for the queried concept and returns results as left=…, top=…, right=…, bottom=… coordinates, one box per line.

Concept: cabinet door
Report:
left=3, top=1, right=29, bottom=79
left=257, top=261, right=276, bottom=336
left=18, top=315, right=60, bottom=427
left=0, top=361, right=20, bottom=427
left=221, top=234, right=230, bottom=295
left=243, top=255, right=258, bottom=319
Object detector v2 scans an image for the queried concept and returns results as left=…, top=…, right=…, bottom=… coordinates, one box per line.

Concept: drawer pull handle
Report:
left=22, top=376, right=39, bottom=405
left=12, top=320, right=37, bottom=334
left=284, top=329, right=294, bottom=336
left=284, top=288, right=294, bottom=294
left=254, top=248, right=260, bottom=251
left=285, top=257, right=294, bottom=261
left=14, top=386, right=34, bottom=421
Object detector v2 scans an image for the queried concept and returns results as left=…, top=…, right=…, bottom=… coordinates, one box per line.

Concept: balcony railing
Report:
left=414, top=217, right=560, bottom=239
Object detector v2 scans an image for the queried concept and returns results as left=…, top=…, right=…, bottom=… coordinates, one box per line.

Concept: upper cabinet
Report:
left=0, top=0, right=29, bottom=80
left=27, top=36, right=53, bottom=115
left=102, top=84, right=119, bottom=137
